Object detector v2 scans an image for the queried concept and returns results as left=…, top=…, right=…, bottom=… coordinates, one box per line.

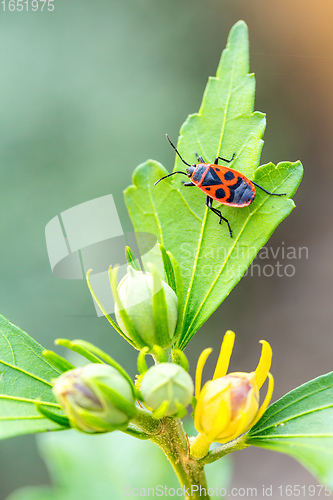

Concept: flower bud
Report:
left=114, top=266, right=178, bottom=348
left=53, top=364, right=136, bottom=433
left=190, top=332, right=274, bottom=458
left=141, top=363, right=194, bottom=416
left=194, top=372, right=259, bottom=442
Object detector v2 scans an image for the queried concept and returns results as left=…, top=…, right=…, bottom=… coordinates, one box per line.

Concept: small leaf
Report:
left=125, top=246, right=141, bottom=271
left=124, top=21, right=303, bottom=349
left=0, top=315, right=65, bottom=439
left=159, top=244, right=176, bottom=291
left=246, top=372, right=333, bottom=487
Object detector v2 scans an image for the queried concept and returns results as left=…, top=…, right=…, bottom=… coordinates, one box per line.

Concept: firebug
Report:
left=154, top=135, right=286, bottom=238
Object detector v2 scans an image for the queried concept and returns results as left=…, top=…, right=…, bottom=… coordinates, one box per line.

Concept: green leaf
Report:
left=0, top=315, right=66, bottom=439
left=124, top=21, right=303, bottom=349
left=246, top=372, right=333, bottom=487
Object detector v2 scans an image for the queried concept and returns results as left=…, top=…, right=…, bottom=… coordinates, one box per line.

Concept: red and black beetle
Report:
left=154, top=135, right=286, bottom=238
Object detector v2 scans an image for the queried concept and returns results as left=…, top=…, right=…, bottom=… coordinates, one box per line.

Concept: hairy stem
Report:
left=200, top=435, right=250, bottom=465
left=132, top=411, right=210, bottom=499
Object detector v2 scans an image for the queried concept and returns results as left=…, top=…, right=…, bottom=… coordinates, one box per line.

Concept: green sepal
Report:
left=68, top=339, right=137, bottom=397
left=191, top=396, right=197, bottom=418
left=42, top=350, right=75, bottom=373
left=174, top=401, right=187, bottom=419
left=98, top=382, right=137, bottom=419
left=172, top=349, right=189, bottom=372
left=109, top=266, right=147, bottom=349
left=152, top=400, right=169, bottom=419
left=55, top=339, right=104, bottom=364
left=86, top=269, right=136, bottom=347
left=167, top=251, right=184, bottom=343
left=125, top=246, right=141, bottom=271
left=152, top=345, right=168, bottom=363
left=148, top=263, right=172, bottom=348
left=159, top=244, right=176, bottom=292
left=35, top=402, right=70, bottom=428
left=122, top=424, right=150, bottom=440
left=69, top=412, right=129, bottom=434
left=137, top=347, right=150, bottom=374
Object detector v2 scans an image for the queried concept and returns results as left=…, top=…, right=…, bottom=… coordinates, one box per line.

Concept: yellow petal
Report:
left=195, top=348, right=213, bottom=398
left=213, top=330, right=235, bottom=380
left=217, top=410, right=248, bottom=444
left=254, top=340, right=272, bottom=389
left=206, top=397, right=231, bottom=442
left=247, top=372, right=274, bottom=430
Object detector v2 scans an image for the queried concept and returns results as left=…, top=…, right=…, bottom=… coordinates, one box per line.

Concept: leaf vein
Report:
left=182, top=168, right=295, bottom=342
left=0, top=394, right=61, bottom=407
left=0, top=359, right=53, bottom=387
left=181, top=65, right=237, bottom=326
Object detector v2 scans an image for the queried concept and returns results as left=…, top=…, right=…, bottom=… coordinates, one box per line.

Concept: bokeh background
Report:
left=0, top=0, right=332, bottom=498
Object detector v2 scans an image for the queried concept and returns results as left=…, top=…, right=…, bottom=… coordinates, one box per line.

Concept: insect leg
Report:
left=195, top=153, right=205, bottom=163
left=182, top=181, right=196, bottom=186
left=214, top=153, right=235, bottom=165
left=206, top=196, right=233, bottom=238
left=251, top=181, right=286, bottom=196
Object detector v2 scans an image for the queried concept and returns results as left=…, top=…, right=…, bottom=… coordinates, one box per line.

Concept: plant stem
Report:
left=200, top=435, right=250, bottom=465
left=132, top=411, right=210, bottom=499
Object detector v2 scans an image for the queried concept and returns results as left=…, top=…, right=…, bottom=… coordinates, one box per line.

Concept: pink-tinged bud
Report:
left=53, top=364, right=136, bottom=433
left=194, top=372, right=259, bottom=443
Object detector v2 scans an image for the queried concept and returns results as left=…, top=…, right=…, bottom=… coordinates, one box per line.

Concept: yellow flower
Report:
left=190, top=331, right=274, bottom=459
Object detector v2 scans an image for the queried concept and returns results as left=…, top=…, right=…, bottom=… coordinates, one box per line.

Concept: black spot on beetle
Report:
left=224, top=171, right=235, bottom=181
left=215, top=188, right=226, bottom=199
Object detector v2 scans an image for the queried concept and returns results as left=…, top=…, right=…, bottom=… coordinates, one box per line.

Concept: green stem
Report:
left=132, top=410, right=210, bottom=500
left=200, top=435, right=250, bottom=465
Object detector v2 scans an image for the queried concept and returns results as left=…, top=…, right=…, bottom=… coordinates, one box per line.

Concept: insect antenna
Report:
left=154, top=171, right=188, bottom=186
left=166, top=134, right=192, bottom=167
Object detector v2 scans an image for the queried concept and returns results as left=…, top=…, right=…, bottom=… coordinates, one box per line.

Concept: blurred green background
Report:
left=1, top=0, right=333, bottom=498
